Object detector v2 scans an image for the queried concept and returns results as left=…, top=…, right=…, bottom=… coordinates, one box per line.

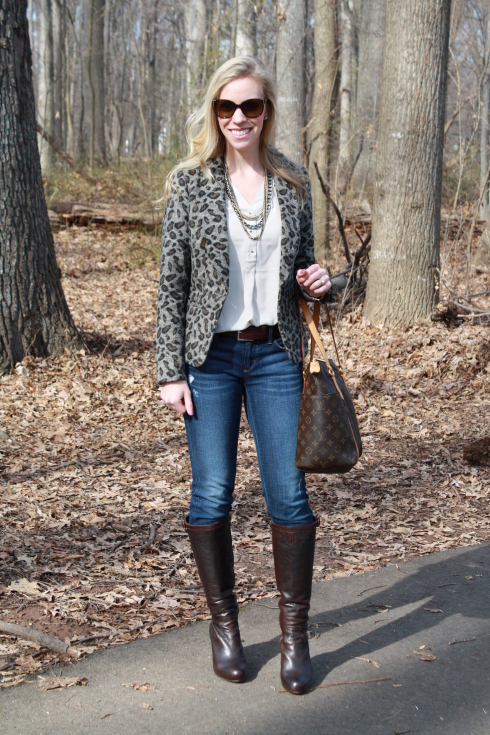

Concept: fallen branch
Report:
left=313, top=161, right=351, bottom=264
left=36, top=123, right=97, bottom=185
left=302, top=676, right=392, bottom=693
left=0, top=620, right=79, bottom=658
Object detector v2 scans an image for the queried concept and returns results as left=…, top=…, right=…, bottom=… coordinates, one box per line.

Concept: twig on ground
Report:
left=357, top=585, right=387, bottom=597
left=381, top=699, right=414, bottom=721
left=305, top=676, right=392, bottom=693
left=0, top=620, right=79, bottom=658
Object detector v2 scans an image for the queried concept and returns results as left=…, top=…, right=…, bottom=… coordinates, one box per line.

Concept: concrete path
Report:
left=2, top=544, right=489, bottom=735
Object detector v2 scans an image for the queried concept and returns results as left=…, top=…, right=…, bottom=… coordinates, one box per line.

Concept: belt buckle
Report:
left=237, top=329, right=254, bottom=342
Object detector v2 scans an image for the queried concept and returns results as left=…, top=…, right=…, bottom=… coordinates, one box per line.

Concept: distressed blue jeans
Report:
left=184, top=331, right=314, bottom=527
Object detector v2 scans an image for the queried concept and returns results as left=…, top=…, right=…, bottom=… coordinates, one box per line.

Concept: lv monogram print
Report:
left=295, top=360, right=363, bottom=474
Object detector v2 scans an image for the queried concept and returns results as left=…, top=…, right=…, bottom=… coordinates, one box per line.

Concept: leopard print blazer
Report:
left=156, top=154, right=318, bottom=384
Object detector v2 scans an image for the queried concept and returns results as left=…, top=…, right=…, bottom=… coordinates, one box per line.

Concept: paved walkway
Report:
left=2, top=544, right=489, bottom=735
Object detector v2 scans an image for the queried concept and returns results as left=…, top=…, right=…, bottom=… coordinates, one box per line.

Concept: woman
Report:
left=157, top=56, right=331, bottom=695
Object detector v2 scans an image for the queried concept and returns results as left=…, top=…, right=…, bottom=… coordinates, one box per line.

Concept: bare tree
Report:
left=236, top=0, right=256, bottom=56
left=0, top=0, right=80, bottom=374
left=184, top=0, right=207, bottom=111
left=308, top=0, right=339, bottom=256
left=481, top=1, right=490, bottom=219
left=275, top=0, right=307, bottom=165
left=337, top=0, right=353, bottom=191
left=37, top=0, right=55, bottom=168
left=351, top=0, right=386, bottom=194
left=364, top=0, right=451, bottom=325
left=87, top=0, right=106, bottom=165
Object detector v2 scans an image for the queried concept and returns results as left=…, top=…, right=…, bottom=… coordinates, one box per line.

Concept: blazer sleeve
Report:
left=156, top=173, right=191, bottom=384
left=295, top=177, right=335, bottom=304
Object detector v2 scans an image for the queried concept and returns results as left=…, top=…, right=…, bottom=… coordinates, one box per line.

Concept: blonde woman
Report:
left=157, top=56, right=331, bottom=695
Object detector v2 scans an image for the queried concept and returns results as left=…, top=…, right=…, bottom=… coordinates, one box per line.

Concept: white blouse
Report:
left=215, top=180, right=282, bottom=332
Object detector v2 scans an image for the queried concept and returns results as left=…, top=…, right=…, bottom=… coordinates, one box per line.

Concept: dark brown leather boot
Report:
left=271, top=519, right=317, bottom=694
left=185, top=516, right=246, bottom=683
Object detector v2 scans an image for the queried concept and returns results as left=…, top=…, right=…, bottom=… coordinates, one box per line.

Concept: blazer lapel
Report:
left=275, top=174, right=301, bottom=287
left=200, top=157, right=229, bottom=290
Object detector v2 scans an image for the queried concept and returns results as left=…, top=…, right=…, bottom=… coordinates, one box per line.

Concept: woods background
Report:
left=30, top=0, right=490, bottom=224
left=0, top=0, right=489, bottom=688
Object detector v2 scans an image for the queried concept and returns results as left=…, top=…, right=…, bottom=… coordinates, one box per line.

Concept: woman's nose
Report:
left=231, top=107, right=248, bottom=123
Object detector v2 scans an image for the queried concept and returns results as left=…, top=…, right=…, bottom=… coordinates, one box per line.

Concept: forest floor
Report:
left=0, top=217, right=489, bottom=688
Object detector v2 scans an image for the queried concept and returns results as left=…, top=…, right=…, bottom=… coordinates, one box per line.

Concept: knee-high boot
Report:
left=271, top=519, right=317, bottom=694
left=185, top=516, right=246, bottom=683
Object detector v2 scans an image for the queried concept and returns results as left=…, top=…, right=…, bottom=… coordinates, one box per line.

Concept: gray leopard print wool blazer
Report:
left=156, top=154, right=320, bottom=384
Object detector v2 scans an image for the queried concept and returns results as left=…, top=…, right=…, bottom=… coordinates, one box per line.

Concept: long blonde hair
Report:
left=163, top=56, right=308, bottom=201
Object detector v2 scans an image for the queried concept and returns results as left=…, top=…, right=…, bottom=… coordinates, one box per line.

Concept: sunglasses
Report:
left=213, top=98, right=268, bottom=119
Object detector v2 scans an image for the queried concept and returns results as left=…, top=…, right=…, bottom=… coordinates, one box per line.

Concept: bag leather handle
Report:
left=299, top=297, right=342, bottom=371
left=298, top=298, right=344, bottom=397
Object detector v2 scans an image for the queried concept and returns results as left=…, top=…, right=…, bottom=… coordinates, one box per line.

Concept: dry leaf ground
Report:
left=0, top=222, right=488, bottom=688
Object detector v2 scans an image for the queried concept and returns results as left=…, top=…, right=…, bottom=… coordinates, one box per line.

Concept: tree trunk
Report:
left=351, top=0, right=386, bottom=195
left=37, top=0, right=55, bottom=169
left=236, top=0, right=256, bottom=56
left=52, top=0, right=63, bottom=144
left=0, top=0, right=80, bottom=374
left=91, top=0, right=106, bottom=162
left=275, top=0, right=307, bottom=165
left=308, top=0, right=339, bottom=257
left=363, top=0, right=451, bottom=325
left=184, top=0, right=206, bottom=111
left=337, top=0, right=353, bottom=193
left=481, top=3, right=490, bottom=220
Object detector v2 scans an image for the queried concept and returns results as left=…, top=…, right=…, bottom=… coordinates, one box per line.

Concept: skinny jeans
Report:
left=184, top=330, right=314, bottom=527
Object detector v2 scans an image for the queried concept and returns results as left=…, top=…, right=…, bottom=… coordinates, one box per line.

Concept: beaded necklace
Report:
left=224, top=163, right=274, bottom=241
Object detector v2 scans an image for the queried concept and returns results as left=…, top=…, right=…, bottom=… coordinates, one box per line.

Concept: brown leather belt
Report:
left=218, top=325, right=281, bottom=342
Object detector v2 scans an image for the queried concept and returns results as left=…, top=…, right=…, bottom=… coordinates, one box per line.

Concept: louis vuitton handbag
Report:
left=295, top=298, right=362, bottom=473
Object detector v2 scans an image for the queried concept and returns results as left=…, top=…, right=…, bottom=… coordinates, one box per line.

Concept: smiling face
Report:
left=216, top=76, right=267, bottom=157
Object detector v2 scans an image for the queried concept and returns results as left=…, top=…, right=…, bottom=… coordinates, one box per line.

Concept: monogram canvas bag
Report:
left=295, top=298, right=362, bottom=474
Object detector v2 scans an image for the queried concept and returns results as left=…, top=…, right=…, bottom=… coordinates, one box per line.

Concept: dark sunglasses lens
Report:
left=241, top=99, right=264, bottom=118
left=215, top=100, right=236, bottom=118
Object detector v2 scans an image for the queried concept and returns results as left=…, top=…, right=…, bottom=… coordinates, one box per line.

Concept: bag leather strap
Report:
left=299, top=297, right=342, bottom=369
left=298, top=297, right=344, bottom=397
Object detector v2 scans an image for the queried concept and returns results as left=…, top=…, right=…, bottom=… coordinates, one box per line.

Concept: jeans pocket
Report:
left=273, top=337, right=286, bottom=351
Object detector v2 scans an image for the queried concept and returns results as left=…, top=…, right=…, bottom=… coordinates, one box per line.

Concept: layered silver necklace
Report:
left=224, top=163, right=274, bottom=241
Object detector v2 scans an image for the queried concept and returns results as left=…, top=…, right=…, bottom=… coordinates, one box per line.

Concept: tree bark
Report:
left=363, top=0, right=451, bottom=325
left=275, top=0, right=307, bottom=165
left=236, top=0, right=256, bottom=56
left=0, top=0, right=80, bottom=374
left=308, top=0, right=339, bottom=257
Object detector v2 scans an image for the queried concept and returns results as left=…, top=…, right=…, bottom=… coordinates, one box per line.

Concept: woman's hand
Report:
left=160, top=380, right=194, bottom=416
left=296, top=264, right=331, bottom=299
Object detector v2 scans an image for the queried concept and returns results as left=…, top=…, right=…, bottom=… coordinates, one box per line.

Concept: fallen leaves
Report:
left=127, top=681, right=156, bottom=692
left=413, top=650, right=437, bottom=662
left=0, top=224, right=488, bottom=687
